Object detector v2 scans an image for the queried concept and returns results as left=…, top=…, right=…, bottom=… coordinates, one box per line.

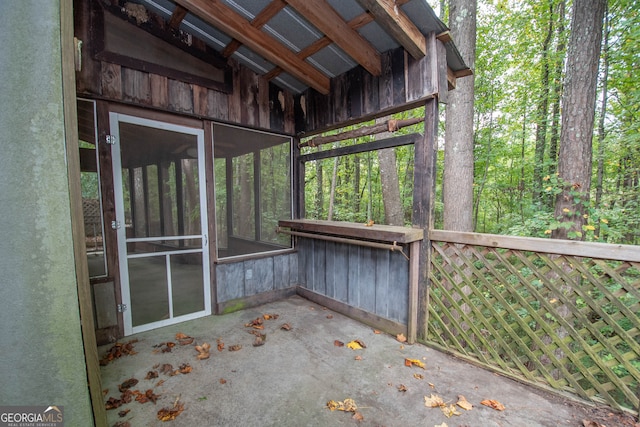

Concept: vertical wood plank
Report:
left=436, top=39, right=449, bottom=104
left=312, top=239, right=326, bottom=294
left=216, top=263, right=244, bottom=302
left=207, top=89, right=229, bottom=121
left=168, top=79, right=193, bottom=113
left=101, top=62, right=122, bottom=100
left=407, top=241, right=420, bottom=343
left=333, top=243, right=349, bottom=303
left=228, top=60, right=242, bottom=123
left=348, top=67, right=363, bottom=119
left=122, top=68, right=151, bottom=105
left=150, top=74, right=169, bottom=109
left=269, top=84, right=285, bottom=132
left=374, top=249, right=390, bottom=318
left=413, top=97, right=439, bottom=340
left=203, top=120, right=217, bottom=312
left=283, top=90, right=296, bottom=135
left=347, top=245, right=361, bottom=307
left=258, top=75, right=270, bottom=129
left=359, top=246, right=376, bottom=312
left=387, top=251, right=409, bottom=324
left=240, top=66, right=259, bottom=126
left=193, top=85, right=209, bottom=116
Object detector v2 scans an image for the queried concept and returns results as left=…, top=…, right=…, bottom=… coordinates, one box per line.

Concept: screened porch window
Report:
left=213, top=123, right=292, bottom=258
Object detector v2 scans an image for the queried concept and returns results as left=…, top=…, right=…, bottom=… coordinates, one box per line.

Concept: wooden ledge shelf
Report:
left=279, top=219, right=422, bottom=344
left=277, top=219, right=423, bottom=244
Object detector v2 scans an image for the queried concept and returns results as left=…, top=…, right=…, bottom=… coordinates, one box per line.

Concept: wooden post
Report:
left=412, top=97, right=439, bottom=341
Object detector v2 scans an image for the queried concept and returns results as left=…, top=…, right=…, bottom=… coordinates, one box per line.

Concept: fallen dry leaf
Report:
left=456, top=395, right=473, bottom=411
left=229, top=344, right=242, bottom=352
left=397, top=384, right=407, bottom=392
left=155, top=379, right=165, bottom=387
left=326, top=398, right=358, bottom=412
left=175, top=333, right=194, bottom=345
left=178, top=363, right=192, bottom=374
left=134, top=389, right=159, bottom=404
left=334, top=340, right=344, bottom=347
left=118, top=378, right=138, bottom=392
left=145, top=371, right=158, bottom=380
left=195, top=343, right=211, bottom=360
left=159, top=364, right=174, bottom=375
left=216, top=338, right=224, bottom=352
left=219, top=378, right=227, bottom=384
left=346, top=339, right=366, bottom=350
left=352, top=411, right=364, bottom=421
left=582, top=420, right=606, bottom=427
left=281, top=323, right=292, bottom=331
left=354, top=355, right=363, bottom=361
left=481, top=399, right=505, bottom=411
left=396, top=333, right=407, bottom=343
left=424, top=394, right=446, bottom=408
left=99, top=340, right=138, bottom=365
left=404, top=358, right=425, bottom=369
left=413, top=373, right=424, bottom=380
left=245, top=317, right=264, bottom=328
left=326, top=314, right=334, bottom=319
left=117, top=409, right=130, bottom=418
left=442, top=404, right=461, bottom=418
left=253, top=334, right=266, bottom=347
left=113, top=422, right=131, bottom=427
left=263, top=313, right=279, bottom=320
left=157, top=399, right=184, bottom=422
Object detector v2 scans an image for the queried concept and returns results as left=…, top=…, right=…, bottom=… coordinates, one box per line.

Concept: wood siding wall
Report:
left=215, top=253, right=298, bottom=308
left=297, top=238, right=410, bottom=325
left=297, top=33, right=448, bottom=135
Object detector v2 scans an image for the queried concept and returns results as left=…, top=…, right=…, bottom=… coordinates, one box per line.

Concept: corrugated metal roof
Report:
left=135, top=0, right=469, bottom=94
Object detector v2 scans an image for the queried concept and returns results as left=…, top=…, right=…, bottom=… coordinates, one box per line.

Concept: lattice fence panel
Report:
left=428, top=241, right=640, bottom=411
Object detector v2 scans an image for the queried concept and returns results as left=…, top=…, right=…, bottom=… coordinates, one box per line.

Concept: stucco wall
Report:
left=0, top=1, right=94, bottom=424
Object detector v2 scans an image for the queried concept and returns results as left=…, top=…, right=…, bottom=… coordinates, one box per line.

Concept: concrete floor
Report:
left=100, top=295, right=620, bottom=427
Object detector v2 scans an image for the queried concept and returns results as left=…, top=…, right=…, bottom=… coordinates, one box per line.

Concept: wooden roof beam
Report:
left=284, top=0, right=382, bottom=76
left=264, top=11, right=375, bottom=81
left=174, top=0, right=330, bottom=94
left=356, top=0, right=426, bottom=59
left=168, top=5, right=188, bottom=29
left=221, top=0, right=286, bottom=58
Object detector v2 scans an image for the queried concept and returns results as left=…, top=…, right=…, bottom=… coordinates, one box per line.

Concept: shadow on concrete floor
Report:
left=100, top=295, right=636, bottom=427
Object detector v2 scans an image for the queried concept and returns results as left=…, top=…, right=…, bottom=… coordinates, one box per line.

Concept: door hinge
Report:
left=117, top=303, right=127, bottom=313
left=105, top=134, right=117, bottom=145
left=111, top=220, right=121, bottom=230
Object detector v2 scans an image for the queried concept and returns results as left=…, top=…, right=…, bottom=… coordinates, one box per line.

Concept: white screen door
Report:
left=110, top=113, right=210, bottom=335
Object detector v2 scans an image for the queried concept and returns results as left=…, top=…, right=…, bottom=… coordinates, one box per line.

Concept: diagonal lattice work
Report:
left=427, top=231, right=640, bottom=411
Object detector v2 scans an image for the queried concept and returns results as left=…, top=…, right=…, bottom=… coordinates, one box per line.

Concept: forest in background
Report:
left=302, top=0, right=639, bottom=246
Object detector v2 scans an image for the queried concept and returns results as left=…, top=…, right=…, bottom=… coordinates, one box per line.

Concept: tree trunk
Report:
left=533, top=1, right=554, bottom=204
left=376, top=117, right=404, bottom=226
left=552, top=0, right=605, bottom=240
left=443, top=0, right=476, bottom=232
left=315, top=161, right=323, bottom=218
left=327, top=157, right=339, bottom=220
left=595, top=6, right=609, bottom=208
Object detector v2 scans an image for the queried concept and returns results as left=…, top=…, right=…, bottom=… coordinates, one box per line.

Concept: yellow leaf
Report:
left=404, top=358, right=425, bottom=369
left=601, top=218, right=609, bottom=224
left=585, top=225, right=595, bottom=230
left=413, top=373, right=424, bottom=380
left=424, top=394, right=445, bottom=408
left=347, top=340, right=362, bottom=350
left=456, top=395, right=473, bottom=411
left=562, top=208, right=571, bottom=213
left=544, top=229, right=552, bottom=234
left=441, top=404, right=461, bottom=418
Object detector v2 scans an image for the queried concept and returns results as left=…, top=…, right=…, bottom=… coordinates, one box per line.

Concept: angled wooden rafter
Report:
left=263, top=11, right=375, bottom=81
left=221, top=0, right=287, bottom=58
left=284, top=0, right=382, bottom=76
left=174, top=0, right=330, bottom=94
left=356, top=0, right=426, bottom=59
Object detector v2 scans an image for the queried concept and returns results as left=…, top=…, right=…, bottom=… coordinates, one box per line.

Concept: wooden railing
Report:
left=427, top=230, right=640, bottom=412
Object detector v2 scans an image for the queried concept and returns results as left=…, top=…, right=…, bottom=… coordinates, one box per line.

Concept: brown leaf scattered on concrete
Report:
left=216, top=338, right=224, bottom=352
left=396, top=333, right=407, bottom=343
left=481, top=399, right=505, bottom=411
left=157, top=398, right=184, bottom=422
left=334, top=340, right=344, bottom=347
left=176, top=333, right=194, bottom=346
left=397, top=384, right=407, bottom=392
left=327, top=398, right=358, bottom=412
left=456, top=395, right=473, bottom=411
left=253, top=334, right=266, bottom=347
left=229, top=344, right=242, bottom=352
left=99, top=340, right=138, bottom=365
left=177, top=363, right=192, bottom=374
left=118, top=378, right=138, bottom=392
left=145, top=371, right=158, bottom=380
left=280, top=323, right=292, bottom=331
